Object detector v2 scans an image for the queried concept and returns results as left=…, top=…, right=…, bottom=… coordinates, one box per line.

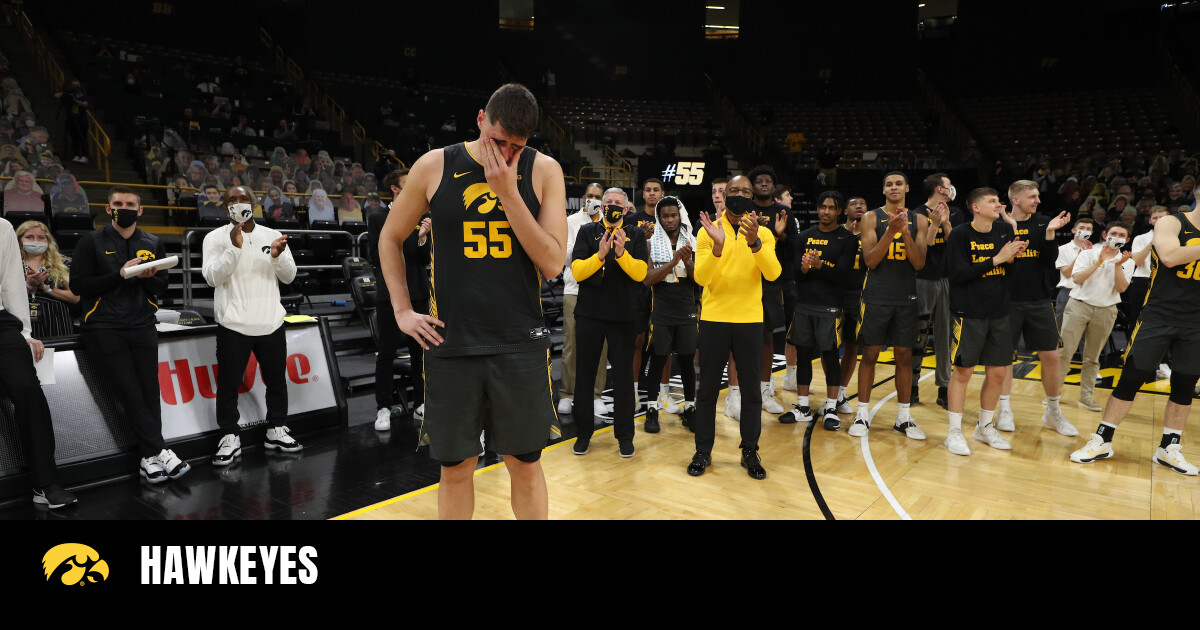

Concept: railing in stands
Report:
left=579, top=165, right=631, bottom=189
left=17, top=11, right=112, bottom=180
left=602, top=146, right=633, bottom=187
left=703, top=73, right=764, bottom=158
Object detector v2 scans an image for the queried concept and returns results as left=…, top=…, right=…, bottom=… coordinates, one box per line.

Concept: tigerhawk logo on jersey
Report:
left=463, top=183, right=502, bottom=214
left=136, top=249, right=156, bottom=262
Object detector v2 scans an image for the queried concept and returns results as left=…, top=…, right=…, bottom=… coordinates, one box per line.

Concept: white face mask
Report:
left=22, top=241, right=48, bottom=255
left=228, top=203, right=254, bottom=224
left=945, top=185, right=957, bottom=202
left=1076, top=229, right=1092, bottom=241
left=585, top=198, right=601, bottom=216
left=1107, top=236, right=1127, bottom=249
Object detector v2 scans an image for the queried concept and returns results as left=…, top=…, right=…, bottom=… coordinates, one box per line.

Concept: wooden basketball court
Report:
left=337, top=353, right=1199, bottom=520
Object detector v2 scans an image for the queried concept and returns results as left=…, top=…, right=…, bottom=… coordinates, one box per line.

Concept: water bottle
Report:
left=331, top=300, right=347, bottom=307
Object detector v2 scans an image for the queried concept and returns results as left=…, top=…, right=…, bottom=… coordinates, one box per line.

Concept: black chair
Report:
left=350, top=276, right=413, bottom=414
left=54, top=230, right=88, bottom=253
left=198, top=216, right=227, bottom=229
left=273, top=217, right=301, bottom=230
left=310, top=220, right=337, bottom=231
left=3, top=211, right=48, bottom=230
left=174, top=309, right=206, bottom=326
left=52, top=212, right=95, bottom=231
left=307, top=233, right=333, bottom=265
left=342, top=256, right=373, bottom=282
left=340, top=220, right=368, bottom=236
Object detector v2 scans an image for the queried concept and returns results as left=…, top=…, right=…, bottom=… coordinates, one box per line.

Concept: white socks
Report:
left=659, top=383, right=669, bottom=394
left=786, top=365, right=797, bottom=380
left=729, top=386, right=740, bottom=394
left=798, top=395, right=810, bottom=409
left=948, top=412, right=963, bottom=431
left=998, top=395, right=1011, bottom=413
left=897, top=403, right=911, bottom=423
left=1047, top=395, right=1061, bottom=411
left=839, top=386, right=848, bottom=400
left=978, top=409, right=995, bottom=427
left=857, top=401, right=870, bottom=421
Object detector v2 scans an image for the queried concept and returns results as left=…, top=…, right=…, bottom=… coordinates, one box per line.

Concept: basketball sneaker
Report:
left=944, top=428, right=971, bottom=456
left=593, top=399, right=608, bottom=417
left=156, top=448, right=190, bottom=480
left=573, top=436, right=590, bottom=456
left=779, top=404, right=812, bottom=425
left=619, top=440, right=636, bottom=458
left=724, top=389, right=741, bottom=421
left=140, top=456, right=168, bottom=484
left=32, top=484, right=76, bottom=509
left=761, top=383, right=785, bottom=414
left=644, top=407, right=660, bottom=433
left=893, top=420, right=926, bottom=440
left=1069, top=434, right=1114, bottom=463
left=848, top=418, right=870, bottom=437
left=680, top=405, right=696, bottom=432
left=973, top=422, right=1012, bottom=450
left=212, top=434, right=242, bottom=467
left=822, top=407, right=841, bottom=431
left=996, top=407, right=1015, bottom=432
left=1154, top=444, right=1198, bottom=476
left=657, top=392, right=682, bottom=414
left=265, top=426, right=303, bottom=453
left=781, top=372, right=798, bottom=392
left=557, top=397, right=573, bottom=415
left=375, top=407, right=391, bottom=431
left=836, top=396, right=854, bottom=414
left=1042, top=408, right=1078, bottom=436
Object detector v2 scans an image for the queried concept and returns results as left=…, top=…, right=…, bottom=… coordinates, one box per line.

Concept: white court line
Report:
left=859, top=371, right=937, bottom=521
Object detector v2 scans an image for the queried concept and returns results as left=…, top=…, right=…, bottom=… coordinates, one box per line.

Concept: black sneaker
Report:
left=644, top=407, right=660, bottom=433
left=910, top=386, right=921, bottom=405
left=779, top=405, right=811, bottom=424
left=936, top=386, right=948, bottom=409
left=680, top=406, right=696, bottom=432
left=741, top=449, right=766, bottom=480
left=686, top=452, right=711, bottom=476
left=32, top=484, right=77, bottom=509
left=823, top=407, right=841, bottom=431
left=619, top=440, right=636, bottom=458
left=573, top=436, right=591, bottom=456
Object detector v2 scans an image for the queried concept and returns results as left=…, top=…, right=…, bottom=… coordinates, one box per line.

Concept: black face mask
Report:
left=725, top=195, right=755, bottom=216
left=110, top=208, right=138, bottom=229
left=603, top=204, right=625, bottom=226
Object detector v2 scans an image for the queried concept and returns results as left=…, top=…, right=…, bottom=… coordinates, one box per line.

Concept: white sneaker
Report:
left=944, top=428, right=971, bottom=456
left=658, top=392, right=682, bottom=414
left=139, top=456, right=168, bottom=483
left=593, top=399, right=608, bottom=417
left=1041, top=397, right=1048, bottom=406
left=414, top=404, right=425, bottom=420
left=557, top=397, right=573, bottom=415
left=996, top=407, right=1015, bottom=432
left=1154, top=444, right=1199, bottom=475
left=265, top=426, right=303, bottom=453
left=973, top=422, right=1012, bottom=450
left=375, top=407, right=391, bottom=431
left=724, top=389, right=741, bottom=421
left=1070, top=434, right=1113, bottom=463
left=77, top=156, right=89, bottom=164
left=761, top=384, right=785, bottom=414
left=1158, top=363, right=1172, bottom=380
left=781, top=373, right=798, bottom=392
left=836, top=396, right=854, bottom=414
left=780, top=405, right=813, bottom=424
left=212, top=434, right=241, bottom=467
left=1041, top=408, right=1078, bottom=436
left=156, top=448, right=190, bottom=479
left=893, top=420, right=926, bottom=440
left=848, top=418, right=870, bottom=437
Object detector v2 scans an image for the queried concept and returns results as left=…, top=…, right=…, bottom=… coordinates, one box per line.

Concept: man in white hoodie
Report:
left=202, top=185, right=300, bottom=466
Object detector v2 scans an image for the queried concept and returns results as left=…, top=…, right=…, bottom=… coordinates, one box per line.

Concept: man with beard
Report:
left=688, top=175, right=781, bottom=480
left=912, top=174, right=964, bottom=408
left=779, top=191, right=856, bottom=431
left=642, top=196, right=698, bottom=433
left=996, top=180, right=1076, bottom=435
left=847, top=172, right=929, bottom=441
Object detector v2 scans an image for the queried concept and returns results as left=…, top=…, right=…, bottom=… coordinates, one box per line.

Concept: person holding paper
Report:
left=202, top=185, right=300, bottom=467
left=70, top=187, right=188, bottom=484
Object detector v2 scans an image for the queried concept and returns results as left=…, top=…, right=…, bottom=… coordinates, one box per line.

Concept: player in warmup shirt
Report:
left=835, top=196, right=868, bottom=414
left=913, top=173, right=964, bottom=408
left=848, top=171, right=929, bottom=440
left=642, top=196, right=698, bottom=433
left=779, top=191, right=856, bottom=431
left=1069, top=201, right=1200, bottom=475
left=377, top=84, right=567, bottom=520
left=994, top=180, right=1076, bottom=435
left=943, top=187, right=1028, bottom=455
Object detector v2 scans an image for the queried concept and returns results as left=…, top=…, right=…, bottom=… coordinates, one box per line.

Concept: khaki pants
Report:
left=561, top=294, right=607, bottom=398
left=1057, top=298, right=1118, bottom=400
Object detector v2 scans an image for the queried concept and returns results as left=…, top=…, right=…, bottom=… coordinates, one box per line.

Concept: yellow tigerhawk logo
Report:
left=136, top=249, right=156, bottom=262
left=463, top=182, right=502, bottom=215
left=43, top=543, right=109, bottom=586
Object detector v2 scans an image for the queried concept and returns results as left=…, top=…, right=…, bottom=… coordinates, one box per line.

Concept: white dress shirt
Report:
left=1131, top=231, right=1154, bottom=279
left=1055, top=239, right=1085, bottom=290
left=1070, top=247, right=1135, bottom=307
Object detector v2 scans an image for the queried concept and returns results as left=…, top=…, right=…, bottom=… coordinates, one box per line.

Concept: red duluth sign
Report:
left=158, top=353, right=315, bottom=405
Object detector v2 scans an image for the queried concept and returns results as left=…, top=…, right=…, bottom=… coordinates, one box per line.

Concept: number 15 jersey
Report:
left=425, top=142, right=548, bottom=357
left=862, top=208, right=920, bottom=306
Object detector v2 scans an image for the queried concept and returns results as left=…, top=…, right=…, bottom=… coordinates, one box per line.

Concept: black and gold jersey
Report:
left=862, top=208, right=920, bottom=306
left=1141, top=213, right=1200, bottom=328
left=424, top=143, right=548, bottom=357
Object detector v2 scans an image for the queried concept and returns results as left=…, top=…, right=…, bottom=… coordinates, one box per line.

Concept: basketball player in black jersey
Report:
left=848, top=172, right=929, bottom=440
left=378, top=84, right=568, bottom=520
left=1069, top=201, right=1200, bottom=475
left=836, top=197, right=868, bottom=414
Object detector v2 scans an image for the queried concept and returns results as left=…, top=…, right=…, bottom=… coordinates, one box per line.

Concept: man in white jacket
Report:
left=202, top=186, right=300, bottom=466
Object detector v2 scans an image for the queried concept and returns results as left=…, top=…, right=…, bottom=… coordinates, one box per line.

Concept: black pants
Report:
left=375, top=300, right=426, bottom=410
left=1124, top=277, right=1149, bottom=332
left=696, top=321, right=763, bottom=455
left=647, top=325, right=697, bottom=403
left=574, top=315, right=635, bottom=444
left=83, top=325, right=165, bottom=458
left=0, top=310, right=58, bottom=487
left=797, top=348, right=842, bottom=391
left=67, top=116, right=88, bottom=159
left=216, top=325, right=288, bottom=436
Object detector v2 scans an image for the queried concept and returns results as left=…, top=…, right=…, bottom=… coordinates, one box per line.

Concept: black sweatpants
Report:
left=82, top=325, right=164, bottom=458
left=375, top=300, right=426, bottom=410
left=574, top=315, right=635, bottom=444
left=696, top=321, right=763, bottom=455
left=216, top=324, right=288, bottom=436
left=0, top=310, right=58, bottom=487
left=646, top=324, right=697, bottom=403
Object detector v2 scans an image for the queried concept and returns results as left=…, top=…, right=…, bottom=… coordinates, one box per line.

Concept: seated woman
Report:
left=336, top=189, right=362, bottom=224
left=17, top=221, right=78, bottom=338
left=263, top=186, right=294, bottom=220
left=3, top=170, right=45, bottom=214
left=307, top=187, right=336, bottom=225
left=49, top=173, right=89, bottom=215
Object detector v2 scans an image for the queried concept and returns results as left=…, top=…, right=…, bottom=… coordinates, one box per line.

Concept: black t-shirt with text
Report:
left=914, top=204, right=965, bottom=281
left=794, top=225, right=856, bottom=316
left=1007, top=214, right=1060, bottom=302
left=946, top=221, right=1016, bottom=319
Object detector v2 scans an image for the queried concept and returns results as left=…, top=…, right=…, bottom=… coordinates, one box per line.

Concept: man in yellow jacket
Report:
left=688, top=175, right=782, bottom=480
